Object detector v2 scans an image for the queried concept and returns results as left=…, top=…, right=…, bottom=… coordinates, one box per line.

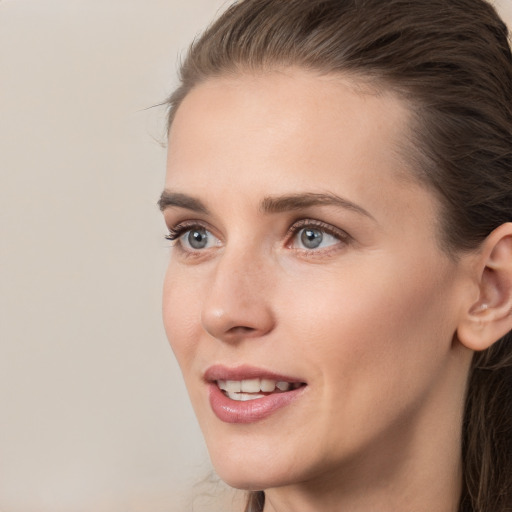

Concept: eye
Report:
left=182, top=227, right=211, bottom=250
left=166, top=223, right=220, bottom=252
left=294, top=227, right=339, bottom=249
left=288, top=220, right=348, bottom=251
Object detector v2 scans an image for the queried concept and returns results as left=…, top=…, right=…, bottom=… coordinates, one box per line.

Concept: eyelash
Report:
left=165, top=219, right=351, bottom=254
left=165, top=220, right=205, bottom=242
left=285, top=219, right=350, bottom=248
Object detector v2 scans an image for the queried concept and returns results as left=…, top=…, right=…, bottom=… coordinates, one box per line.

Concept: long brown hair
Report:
left=166, top=1, right=512, bottom=511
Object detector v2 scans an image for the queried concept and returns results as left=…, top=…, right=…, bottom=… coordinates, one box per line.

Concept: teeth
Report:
left=217, top=378, right=301, bottom=395
left=226, top=391, right=266, bottom=401
left=241, top=378, right=260, bottom=393
left=217, top=380, right=241, bottom=392
left=276, top=381, right=291, bottom=391
left=260, top=379, right=276, bottom=392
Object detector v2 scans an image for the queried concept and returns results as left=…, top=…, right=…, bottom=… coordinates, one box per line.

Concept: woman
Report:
left=158, top=1, right=512, bottom=511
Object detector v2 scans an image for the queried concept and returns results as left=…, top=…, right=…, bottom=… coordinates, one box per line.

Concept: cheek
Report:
left=162, top=265, right=203, bottom=368
left=268, top=257, right=458, bottom=467
left=284, top=254, right=457, bottom=407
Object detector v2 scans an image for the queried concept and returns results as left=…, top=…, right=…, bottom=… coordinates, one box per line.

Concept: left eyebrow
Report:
left=158, top=191, right=210, bottom=214
left=260, top=192, right=375, bottom=220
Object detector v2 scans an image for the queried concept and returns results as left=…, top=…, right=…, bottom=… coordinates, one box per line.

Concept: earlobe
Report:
left=457, top=222, right=512, bottom=352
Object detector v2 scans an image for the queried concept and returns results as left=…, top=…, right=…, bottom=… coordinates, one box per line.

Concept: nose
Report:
left=201, top=248, right=276, bottom=343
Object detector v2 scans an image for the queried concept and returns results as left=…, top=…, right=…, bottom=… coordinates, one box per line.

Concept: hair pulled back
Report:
left=167, top=1, right=512, bottom=511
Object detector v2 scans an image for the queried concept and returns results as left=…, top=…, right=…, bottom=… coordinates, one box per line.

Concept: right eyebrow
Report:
left=158, top=191, right=210, bottom=214
left=259, top=192, right=375, bottom=220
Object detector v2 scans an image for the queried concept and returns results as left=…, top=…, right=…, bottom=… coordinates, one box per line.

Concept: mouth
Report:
left=204, top=365, right=308, bottom=423
left=216, top=378, right=305, bottom=401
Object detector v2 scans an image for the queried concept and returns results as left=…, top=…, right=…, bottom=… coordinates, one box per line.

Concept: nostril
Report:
left=228, top=325, right=257, bottom=335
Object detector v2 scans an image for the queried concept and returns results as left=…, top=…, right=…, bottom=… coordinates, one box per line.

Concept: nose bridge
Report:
left=201, top=243, right=275, bottom=341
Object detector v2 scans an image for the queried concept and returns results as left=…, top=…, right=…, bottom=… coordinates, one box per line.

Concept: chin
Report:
left=208, top=442, right=301, bottom=491
left=214, top=467, right=288, bottom=492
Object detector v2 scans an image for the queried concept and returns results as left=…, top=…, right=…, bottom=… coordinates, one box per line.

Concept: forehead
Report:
left=168, top=69, right=415, bottom=178
left=165, top=69, right=435, bottom=227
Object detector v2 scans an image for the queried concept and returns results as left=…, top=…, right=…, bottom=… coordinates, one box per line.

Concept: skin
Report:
left=161, top=69, right=479, bottom=512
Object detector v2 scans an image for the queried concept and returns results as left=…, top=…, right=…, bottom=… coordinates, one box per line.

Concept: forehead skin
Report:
left=166, top=69, right=436, bottom=240
left=169, top=70, right=413, bottom=168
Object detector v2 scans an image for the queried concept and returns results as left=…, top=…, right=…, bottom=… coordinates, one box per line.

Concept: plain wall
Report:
left=1, top=1, right=511, bottom=511
left=1, top=1, right=234, bottom=511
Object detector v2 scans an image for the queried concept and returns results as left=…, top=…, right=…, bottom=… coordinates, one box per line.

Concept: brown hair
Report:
left=166, top=1, right=512, bottom=511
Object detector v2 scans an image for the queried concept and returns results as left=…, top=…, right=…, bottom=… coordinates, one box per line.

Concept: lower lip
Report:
left=208, top=383, right=306, bottom=424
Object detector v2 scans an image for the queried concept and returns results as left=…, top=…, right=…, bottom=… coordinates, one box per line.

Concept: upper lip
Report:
left=204, top=364, right=306, bottom=384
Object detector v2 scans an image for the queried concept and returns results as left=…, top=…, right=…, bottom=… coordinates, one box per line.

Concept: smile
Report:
left=205, top=366, right=307, bottom=423
left=217, top=379, right=304, bottom=401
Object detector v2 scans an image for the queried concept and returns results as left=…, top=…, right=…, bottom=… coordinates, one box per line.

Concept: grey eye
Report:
left=300, top=228, right=323, bottom=249
left=187, top=228, right=209, bottom=249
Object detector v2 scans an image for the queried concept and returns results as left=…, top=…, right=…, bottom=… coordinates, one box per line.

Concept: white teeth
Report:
left=226, top=391, right=265, bottom=401
left=276, top=381, right=291, bottom=391
left=217, top=380, right=242, bottom=392
left=260, top=378, right=276, bottom=392
left=226, top=380, right=241, bottom=392
left=217, top=378, right=301, bottom=396
left=241, top=378, right=260, bottom=393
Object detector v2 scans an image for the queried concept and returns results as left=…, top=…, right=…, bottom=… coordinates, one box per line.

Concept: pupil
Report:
left=188, top=229, right=208, bottom=249
left=301, top=228, right=323, bottom=249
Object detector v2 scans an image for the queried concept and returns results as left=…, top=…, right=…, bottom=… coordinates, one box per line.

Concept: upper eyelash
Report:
left=164, top=230, right=180, bottom=241
left=285, top=219, right=350, bottom=244
left=165, top=221, right=206, bottom=242
left=165, top=230, right=182, bottom=241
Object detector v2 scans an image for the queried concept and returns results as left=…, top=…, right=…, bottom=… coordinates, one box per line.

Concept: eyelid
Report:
left=285, top=218, right=351, bottom=245
left=165, top=221, right=223, bottom=261
left=165, top=220, right=215, bottom=241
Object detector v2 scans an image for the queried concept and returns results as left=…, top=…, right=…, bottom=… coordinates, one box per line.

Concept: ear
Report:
left=457, top=222, right=512, bottom=352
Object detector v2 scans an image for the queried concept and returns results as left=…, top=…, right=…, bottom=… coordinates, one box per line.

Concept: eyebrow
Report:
left=260, top=192, right=374, bottom=219
left=158, top=191, right=209, bottom=214
left=158, top=190, right=374, bottom=220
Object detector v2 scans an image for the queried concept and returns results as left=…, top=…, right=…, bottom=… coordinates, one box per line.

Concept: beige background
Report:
left=1, top=1, right=511, bottom=511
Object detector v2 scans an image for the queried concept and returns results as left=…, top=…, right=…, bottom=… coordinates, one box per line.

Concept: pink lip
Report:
left=204, top=365, right=307, bottom=424
left=204, top=364, right=304, bottom=383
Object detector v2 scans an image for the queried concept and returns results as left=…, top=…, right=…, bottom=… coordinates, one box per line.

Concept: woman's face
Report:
left=161, top=70, right=471, bottom=492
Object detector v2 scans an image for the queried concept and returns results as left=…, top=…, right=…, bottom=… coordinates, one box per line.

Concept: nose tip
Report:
left=200, top=258, right=276, bottom=342
left=201, top=307, right=272, bottom=341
